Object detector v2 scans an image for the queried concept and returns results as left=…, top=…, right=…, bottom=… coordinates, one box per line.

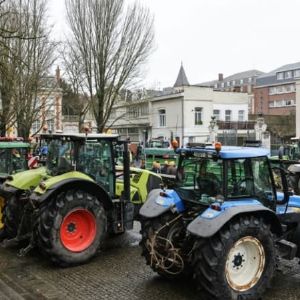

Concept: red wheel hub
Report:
left=60, top=209, right=97, bottom=252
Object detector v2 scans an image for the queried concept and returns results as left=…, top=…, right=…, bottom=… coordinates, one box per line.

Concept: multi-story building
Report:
left=200, top=70, right=264, bottom=114
left=109, top=65, right=251, bottom=146
left=31, top=66, right=63, bottom=135
left=253, top=62, right=300, bottom=116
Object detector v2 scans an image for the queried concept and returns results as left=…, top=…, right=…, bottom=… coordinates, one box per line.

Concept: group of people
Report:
left=151, top=160, right=177, bottom=175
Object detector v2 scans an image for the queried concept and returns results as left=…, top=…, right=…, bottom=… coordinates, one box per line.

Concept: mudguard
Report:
left=139, top=189, right=185, bottom=218
left=3, top=167, right=47, bottom=191
left=30, top=176, right=113, bottom=210
left=187, top=201, right=282, bottom=238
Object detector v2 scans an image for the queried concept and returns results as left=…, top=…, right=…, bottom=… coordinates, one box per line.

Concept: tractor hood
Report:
left=34, top=171, right=94, bottom=195
left=4, top=167, right=48, bottom=191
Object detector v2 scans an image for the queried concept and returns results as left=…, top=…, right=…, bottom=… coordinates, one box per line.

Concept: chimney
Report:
left=218, top=73, right=223, bottom=81
left=55, top=66, right=61, bottom=82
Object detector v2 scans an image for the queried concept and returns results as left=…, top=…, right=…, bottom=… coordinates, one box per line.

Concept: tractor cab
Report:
left=40, top=133, right=125, bottom=197
left=0, top=137, right=30, bottom=181
left=173, top=145, right=277, bottom=211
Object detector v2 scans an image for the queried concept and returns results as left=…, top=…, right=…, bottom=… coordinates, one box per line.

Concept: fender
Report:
left=187, top=202, right=282, bottom=238
left=139, top=189, right=185, bottom=218
left=3, top=167, right=47, bottom=191
left=30, top=178, right=113, bottom=210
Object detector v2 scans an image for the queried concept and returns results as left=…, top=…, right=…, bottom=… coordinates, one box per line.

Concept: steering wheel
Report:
left=232, top=177, right=253, bottom=194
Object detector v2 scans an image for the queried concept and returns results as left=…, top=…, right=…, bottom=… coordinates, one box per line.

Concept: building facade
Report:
left=253, top=62, right=300, bottom=116
left=31, top=67, right=63, bottom=135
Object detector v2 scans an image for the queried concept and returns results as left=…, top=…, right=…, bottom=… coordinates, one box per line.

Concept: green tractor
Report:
left=0, top=138, right=31, bottom=233
left=1, top=133, right=162, bottom=266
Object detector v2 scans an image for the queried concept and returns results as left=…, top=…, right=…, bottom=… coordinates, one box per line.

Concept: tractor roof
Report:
left=40, top=133, right=120, bottom=141
left=0, top=142, right=30, bottom=149
left=178, top=146, right=270, bottom=159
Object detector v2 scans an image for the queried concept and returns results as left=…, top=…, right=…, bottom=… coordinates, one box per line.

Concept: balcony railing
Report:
left=217, top=120, right=255, bottom=130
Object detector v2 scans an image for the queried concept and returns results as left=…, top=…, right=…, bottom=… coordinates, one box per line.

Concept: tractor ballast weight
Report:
left=139, top=143, right=300, bottom=300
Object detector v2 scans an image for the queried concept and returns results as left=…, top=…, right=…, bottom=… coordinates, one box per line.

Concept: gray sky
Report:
left=48, top=0, right=300, bottom=89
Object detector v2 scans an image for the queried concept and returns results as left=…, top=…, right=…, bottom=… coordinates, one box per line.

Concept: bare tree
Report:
left=10, top=0, right=58, bottom=139
left=65, top=0, right=154, bottom=132
left=61, top=46, right=90, bottom=131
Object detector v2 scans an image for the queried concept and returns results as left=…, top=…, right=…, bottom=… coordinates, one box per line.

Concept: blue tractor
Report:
left=140, top=143, right=300, bottom=300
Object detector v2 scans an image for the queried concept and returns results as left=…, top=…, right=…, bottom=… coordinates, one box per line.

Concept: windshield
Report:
left=46, top=140, right=74, bottom=176
left=176, top=156, right=223, bottom=204
left=0, top=148, right=28, bottom=175
left=77, top=140, right=114, bottom=195
left=226, top=157, right=274, bottom=205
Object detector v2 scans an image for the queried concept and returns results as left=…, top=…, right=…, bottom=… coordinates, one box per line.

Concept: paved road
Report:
left=0, top=223, right=300, bottom=300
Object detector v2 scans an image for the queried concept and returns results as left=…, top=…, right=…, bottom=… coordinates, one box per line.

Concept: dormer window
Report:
left=277, top=72, right=284, bottom=80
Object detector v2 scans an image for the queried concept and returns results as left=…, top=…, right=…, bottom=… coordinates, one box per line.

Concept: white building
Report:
left=150, top=85, right=249, bottom=146
left=109, top=65, right=251, bottom=146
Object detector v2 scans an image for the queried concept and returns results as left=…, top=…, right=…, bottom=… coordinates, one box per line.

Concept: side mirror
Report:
left=272, top=166, right=289, bottom=205
left=278, top=146, right=284, bottom=160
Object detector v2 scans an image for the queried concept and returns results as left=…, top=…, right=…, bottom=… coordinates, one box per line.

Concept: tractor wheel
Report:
left=36, top=189, right=107, bottom=266
left=140, top=213, right=189, bottom=279
left=0, top=196, right=5, bottom=240
left=192, top=215, right=276, bottom=300
left=0, top=194, right=25, bottom=241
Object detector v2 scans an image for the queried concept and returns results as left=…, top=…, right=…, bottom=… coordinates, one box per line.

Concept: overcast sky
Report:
left=48, top=0, right=300, bottom=89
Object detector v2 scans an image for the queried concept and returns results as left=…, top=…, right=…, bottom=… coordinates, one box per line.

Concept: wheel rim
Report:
left=225, top=236, right=265, bottom=292
left=60, top=209, right=96, bottom=252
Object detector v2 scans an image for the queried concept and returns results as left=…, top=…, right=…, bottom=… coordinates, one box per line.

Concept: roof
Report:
left=259, top=62, right=300, bottom=78
left=177, top=146, right=270, bottom=159
left=174, top=64, right=190, bottom=87
left=198, top=69, right=264, bottom=86
left=40, top=133, right=120, bottom=140
left=256, top=61, right=300, bottom=87
left=0, top=142, right=30, bottom=149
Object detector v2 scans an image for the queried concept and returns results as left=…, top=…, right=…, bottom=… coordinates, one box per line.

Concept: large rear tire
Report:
left=140, top=213, right=190, bottom=279
left=36, top=189, right=107, bottom=266
left=0, top=196, right=5, bottom=240
left=0, top=194, right=25, bottom=241
left=191, top=215, right=276, bottom=300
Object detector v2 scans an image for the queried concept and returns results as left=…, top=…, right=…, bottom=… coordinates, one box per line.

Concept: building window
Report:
left=277, top=72, right=284, bottom=80
left=214, top=83, right=218, bottom=89
left=248, top=77, right=252, bottom=83
left=238, top=110, right=244, bottom=122
left=240, top=79, right=244, bottom=84
left=221, top=82, right=225, bottom=88
left=269, top=99, right=295, bottom=108
left=140, top=104, right=148, bottom=116
left=226, top=82, right=230, bottom=87
left=128, top=106, right=139, bottom=119
left=47, top=119, right=55, bottom=132
left=32, top=119, right=41, bottom=134
left=213, top=109, right=220, bottom=121
left=194, top=107, right=203, bottom=125
left=225, top=110, right=231, bottom=121
left=294, top=69, right=300, bottom=78
left=232, top=80, right=236, bottom=86
left=159, top=109, right=166, bottom=127
left=285, top=71, right=293, bottom=79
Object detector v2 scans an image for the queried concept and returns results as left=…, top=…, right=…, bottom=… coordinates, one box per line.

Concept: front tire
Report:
left=140, top=213, right=189, bottom=279
left=36, top=189, right=107, bottom=266
left=192, top=215, right=276, bottom=300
